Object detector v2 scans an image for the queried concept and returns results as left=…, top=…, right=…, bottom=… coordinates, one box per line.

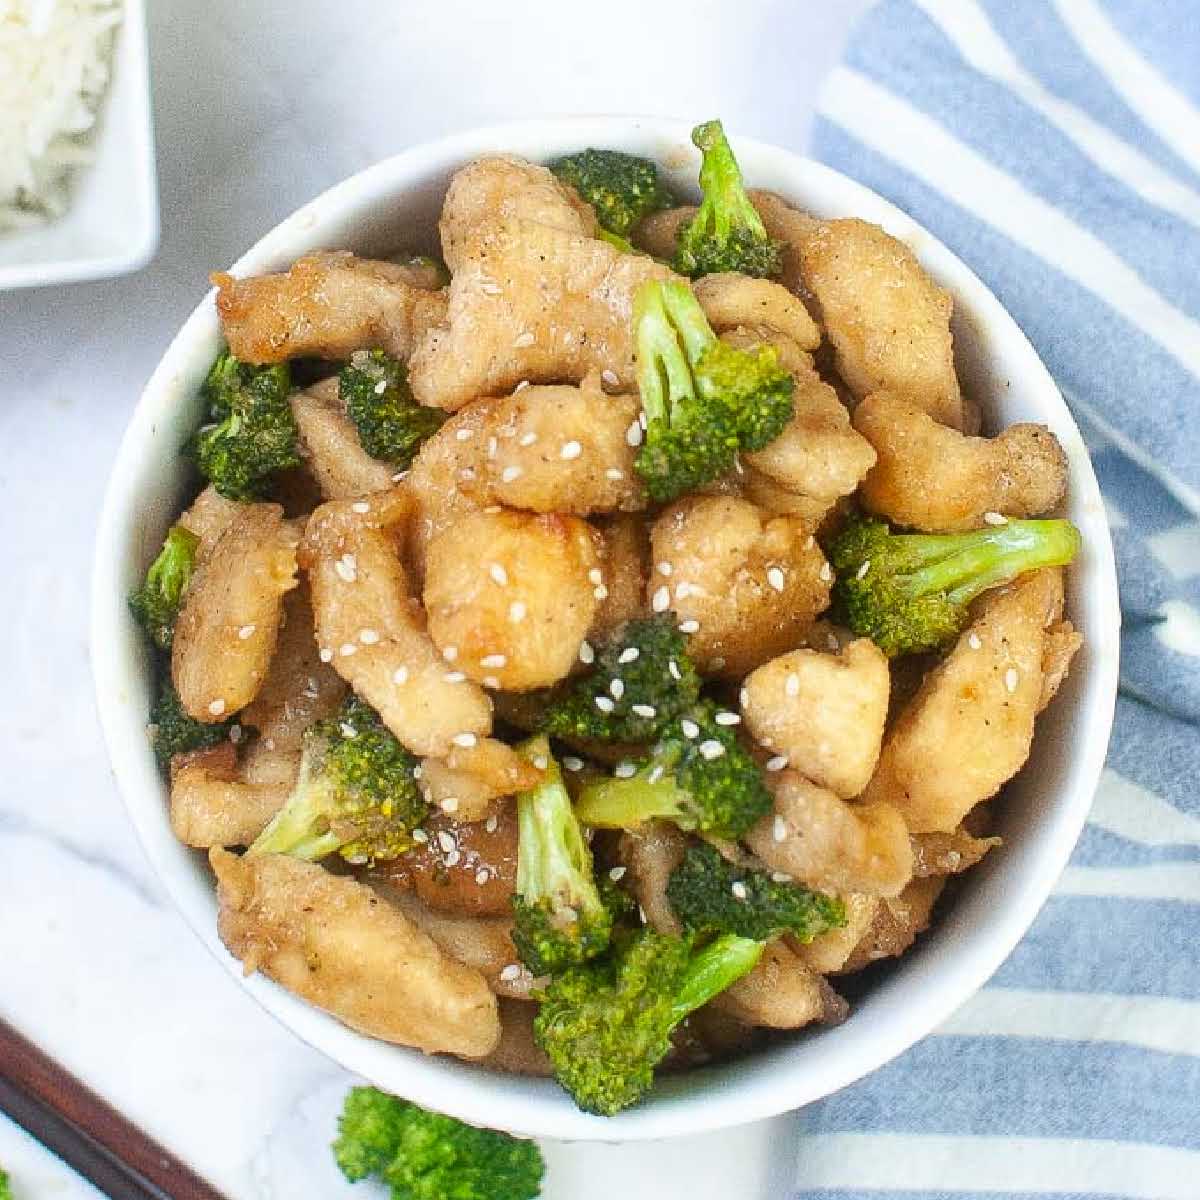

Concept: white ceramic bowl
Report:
left=0, top=0, right=157, bottom=290
left=91, top=116, right=1120, bottom=1142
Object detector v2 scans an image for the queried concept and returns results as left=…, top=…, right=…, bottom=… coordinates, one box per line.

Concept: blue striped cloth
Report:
left=789, top=2, right=1200, bottom=1197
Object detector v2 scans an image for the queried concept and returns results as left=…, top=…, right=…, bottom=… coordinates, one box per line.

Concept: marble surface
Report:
left=0, top=1, right=875, bottom=1196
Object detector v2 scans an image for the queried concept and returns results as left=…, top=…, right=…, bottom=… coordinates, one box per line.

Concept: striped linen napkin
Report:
left=788, top=2, right=1200, bottom=1198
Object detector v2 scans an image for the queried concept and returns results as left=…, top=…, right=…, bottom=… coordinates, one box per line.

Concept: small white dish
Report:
left=91, top=116, right=1120, bottom=1142
left=0, top=0, right=157, bottom=290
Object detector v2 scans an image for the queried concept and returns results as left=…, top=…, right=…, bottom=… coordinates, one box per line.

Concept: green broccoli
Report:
left=829, top=515, right=1083, bottom=658
left=149, top=680, right=236, bottom=769
left=190, top=352, right=300, bottom=500
left=248, top=695, right=426, bottom=863
left=673, top=119, right=782, bottom=279
left=632, top=279, right=793, bottom=502
left=550, top=148, right=674, bottom=238
left=339, top=349, right=445, bottom=467
left=533, top=928, right=762, bottom=1116
left=539, top=616, right=701, bottom=744
left=574, top=700, right=772, bottom=840
left=511, top=736, right=612, bottom=977
left=0, top=1166, right=12, bottom=1200
left=667, top=843, right=846, bottom=943
left=129, top=525, right=199, bottom=650
left=333, top=1086, right=544, bottom=1200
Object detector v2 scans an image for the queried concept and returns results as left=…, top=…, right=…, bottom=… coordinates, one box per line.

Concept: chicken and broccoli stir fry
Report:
left=132, top=119, right=1083, bottom=1117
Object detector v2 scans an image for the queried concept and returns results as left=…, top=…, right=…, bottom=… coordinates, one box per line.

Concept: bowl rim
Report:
left=91, top=115, right=1120, bottom=1142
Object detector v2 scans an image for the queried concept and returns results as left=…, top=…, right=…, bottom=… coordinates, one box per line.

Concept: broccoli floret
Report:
left=673, top=120, right=782, bottom=279
left=248, top=696, right=426, bottom=863
left=667, top=843, right=846, bottom=943
left=550, top=148, right=674, bottom=239
left=190, top=352, right=299, bottom=500
left=129, top=525, right=199, bottom=650
left=574, top=700, right=772, bottom=840
left=632, top=279, right=793, bottom=502
left=533, top=928, right=762, bottom=1116
left=510, top=736, right=612, bottom=976
left=539, top=616, right=702, bottom=744
left=829, top=515, right=1083, bottom=658
left=340, top=349, right=445, bottom=467
left=333, top=1086, right=544, bottom=1200
left=149, top=680, right=236, bottom=769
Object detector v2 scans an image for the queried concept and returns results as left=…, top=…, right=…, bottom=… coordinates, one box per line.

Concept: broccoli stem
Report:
left=249, top=771, right=341, bottom=860
left=574, top=765, right=691, bottom=831
left=671, top=934, right=763, bottom=1023
left=633, top=283, right=695, bottom=426
left=692, top=119, right=772, bottom=248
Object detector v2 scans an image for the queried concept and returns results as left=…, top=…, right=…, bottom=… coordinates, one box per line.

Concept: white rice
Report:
left=0, top=0, right=122, bottom=230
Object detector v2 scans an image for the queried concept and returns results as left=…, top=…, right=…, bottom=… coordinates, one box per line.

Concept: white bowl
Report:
left=91, top=116, right=1120, bottom=1142
left=0, top=0, right=158, bottom=290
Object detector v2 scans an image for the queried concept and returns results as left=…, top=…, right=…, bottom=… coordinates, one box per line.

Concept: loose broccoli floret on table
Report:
left=129, top=525, right=199, bottom=650
left=339, top=349, right=445, bottom=467
left=574, top=700, right=772, bottom=840
left=149, top=680, right=236, bottom=769
left=189, top=352, right=299, bottom=500
left=829, top=515, right=1082, bottom=658
left=539, top=616, right=701, bottom=744
left=248, top=696, right=426, bottom=864
left=550, top=148, right=674, bottom=238
left=533, top=928, right=762, bottom=1116
left=673, top=119, right=782, bottom=279
left=667, top=843, right=846, bottom=943
left=511, top=737, right=612, bottom=977
left=632, top=278, right=794, bottom=502
left=333, top=1085, right=544, bottom=1200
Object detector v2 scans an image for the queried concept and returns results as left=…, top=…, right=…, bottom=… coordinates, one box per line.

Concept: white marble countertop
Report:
left=0, top=2, right=874, bottom=1195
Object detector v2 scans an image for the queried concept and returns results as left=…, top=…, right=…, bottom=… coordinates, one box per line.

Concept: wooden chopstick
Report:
left=0, top=1018, right=230, bottom=1200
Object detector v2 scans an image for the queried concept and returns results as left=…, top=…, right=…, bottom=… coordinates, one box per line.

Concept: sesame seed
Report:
left=455, top=427, right=475, bottom=441
left=715, top=711, right=741, bottom=726
left=805, top=534, right=815, bottom=549
left=413, top=765, right=423, bottom=779
left=437, top=831, right=457, bottom=853
left=856, top=560, right=871, bottom=581
left=578, top=640, right=595, bottom=664
left=678, top=619, right=700, bottom=634
left=785, top=673, right=801, bottom=697
left=675, top=581, right=691, bottom=600
left=393, top=666, right=409, bottom=685
left=452, top=732, right=478, bottom=748
left=766, top=755, right=789, bottom=772
left=618, top=648, right=640, bottom=665
left=594, top=585, right=608, bottom=600
left=514, top=380, right=530, bottom=392
left=334, top=554, right=357, bottom=583
left=652, top=585, right=670, bottom=612
left=509, top=601, right=527, bottom=623
left=968, top=632, right=983, bottom=650
left=519, top=431, right=538, bottom=446
left=588, top=567, right=604, bottom=585
left=459, top=467, right=476, bottom=481
left=639, top=411, right=648, bottom=429
left=647, top=765, right=665, bottom=784
left=440, top=797, right=460, bottom=813
left=533, top=754, right=549, bottom=770
left=984, top=511, right=1009, bottom=526
left=374, top=379, right=387, bottom=395
left=668, top=659, right=682, bottom=680
left=412, top=828, right=429, bottom=844
left=340, top=722, right=358, bottom=739
left=230, top=725, right=243, bottom=744
left=680, top=719, right=700, bottom=739
left=340, top=643, right=357, bottom=657
left=480, top=280, right=501, bottom=295
left=208, top=699, right=226, bottom=716
left=444, top=849, right=462, bottom=868
left=481, top=654, right=507, bottom=669
left=606, top=468, right=625, bottom=481
left=610, top=679, right=626, bottom=700
left=501, top=466, right=523, bottom=483
left=771, top=872, right=793, bottom=884
left=773, top=815, right=788, bottom=843
left=391, top=471, right=408, bottom=483
left=237, top=623, right=256, bottom=640
left=739, top=688, right=749, bottom=708
left=614, top=761, right=637, bottom=779
left=561, top=440, right=583, bottom=460
left=489, top=563, right=509, bottom=586
left=657, top=561, right=673, bottom=577
left=767, top=567, right=786, bottom=592
left=513, top=331, right=535, bottom=348
left=359, top=628, right=380, bottom=645
left=1005, top=667, right=1019, bottom=693
left=595, top=695, right=615, bottom=713
left=485, top=814, right=499, bottom=834
left=352, top=500, right=371, bottom=514
left=601, top=370, right=620, bottom=388
left=499, top=964, right=522, bottom=982
left=319, top=647, right=333, bottom=663
left=632, top=703, right=656, bottom=718
left=699, top=739, right=726, bottom=760
left=731, top=881, right=748, bottom=900
left=609, top=866, right=627, bottom=882
left=475, top=868, right=491, bottom=885
left=819, top=561, right=833, bottom=582
left=483, top=505, right=502, bottom=514
left=442, top=645, right=458, bottom=661
left=626, top=420, right=643, bottom=447
left=487, top=436, right=498, bottom=459
left=483, top=676, right=501, bottom=689
left=444, top=671, right=466, bottom=684
left=563, top=756, right=584, bottom=772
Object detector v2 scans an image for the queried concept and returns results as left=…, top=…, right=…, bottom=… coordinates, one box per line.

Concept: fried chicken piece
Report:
left=211, top=848, right=499, bottom=1057
left=169, top=744, right=288, bottom=849
left=861, top=569, right=1069, bottom=833
left=910, top=827, right=1001, bottom=878
left=590, top=513, right=651, bottom=641
left=290, top=377, right=396, bottom=501
left=647, top=495, right=832, bottom=677
left=740, top=639, right=890, bottom=799
left=617, top=823, right=690, bottom=938
left=790, top=893, right=881, bottom=975
left=854, top=391, right=1068, bottom=532
left=693, top=272, right=820, bottom=350
left=176, top=485, right=243, bottom=559
left=711, top=940, right=847, bottom=1030
left=837, top=876, right=946, bottom=974
left=172, top=504, right=300, bottom=721
left=418, top=739, right=540, bottom=824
